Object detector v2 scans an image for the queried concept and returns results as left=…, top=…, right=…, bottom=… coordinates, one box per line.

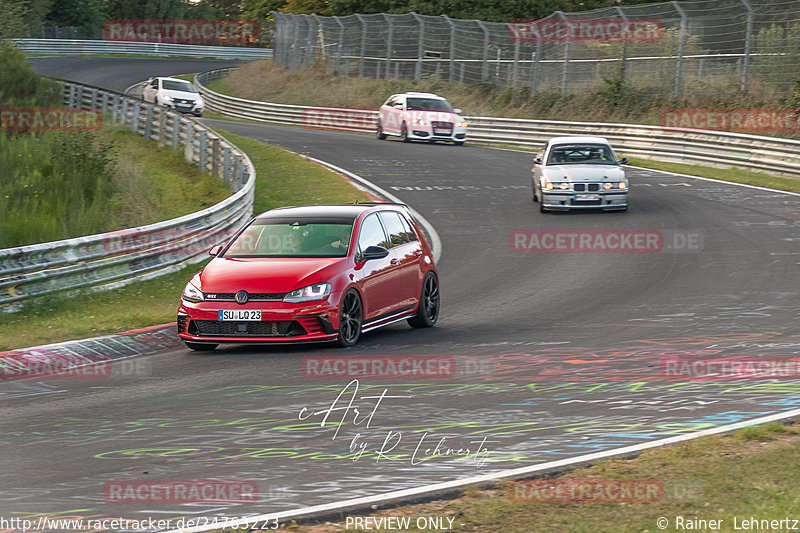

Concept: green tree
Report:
left=0, top=42, right=60, bottom=106
left=107, top=0, right=194, bottom=20
left=46, top=0, right=107, bottom=38
left=0, top=0, right=28, bottom=39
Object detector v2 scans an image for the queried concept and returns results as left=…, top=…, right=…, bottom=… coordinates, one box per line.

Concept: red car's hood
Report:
left=198, top=257, right=345, bottom=293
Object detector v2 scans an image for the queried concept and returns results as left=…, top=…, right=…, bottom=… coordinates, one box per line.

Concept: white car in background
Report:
left=142, top=77, right=204, bottom=117
left=377, top=92, right=467, bottom=145
left=532, top=136, right=629, bottom=212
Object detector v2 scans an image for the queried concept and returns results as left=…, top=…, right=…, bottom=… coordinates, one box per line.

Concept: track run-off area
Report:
left=3, top=57, right=798, bottom=528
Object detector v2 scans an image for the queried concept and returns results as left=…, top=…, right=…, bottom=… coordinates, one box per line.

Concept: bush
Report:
left=0, top=42, right=61, bottom=107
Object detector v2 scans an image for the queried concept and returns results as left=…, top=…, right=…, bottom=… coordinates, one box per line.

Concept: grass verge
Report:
left=0, top=121, right=230, bottom=248
left=273, top=421, right=800, bottom=532
left=1, top=133, right=370, bottom=351
left=627, top=157, right=800, bottom=194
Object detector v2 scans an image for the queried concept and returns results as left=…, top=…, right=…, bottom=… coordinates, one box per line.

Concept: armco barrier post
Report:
left=185, top=122, right=194, bottom=162
left=144, top=106, right=153, bottom=140
left=199, top=129, right=208, bottom=173
left=131, top=101, right=140, bottom=133
left=211, top=137, right=220, bottom=178
left=158, top=108, right=167, bottom=147
left=121, top=98, right=129, bottom=126
left=223, top=147, right=232, bottom=186
left=172, top=118, right=180, bottom=151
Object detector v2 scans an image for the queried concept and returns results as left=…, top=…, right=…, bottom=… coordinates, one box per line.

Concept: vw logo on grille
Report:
left=235, top=290, right=249, bottom=305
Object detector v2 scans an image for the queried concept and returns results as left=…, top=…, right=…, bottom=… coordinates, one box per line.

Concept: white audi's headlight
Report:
left=284, top=283, right=332, bottom=303
left=182, top=278, right=203, bottom=302
left=457, top=120, right=468, bottom=127
left=411, top=118, right=428, bottom=126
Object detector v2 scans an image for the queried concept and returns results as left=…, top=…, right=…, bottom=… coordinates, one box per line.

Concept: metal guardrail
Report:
left=0, top=82, right=256, bottom=310
left=196, top=67, right=800, bottom=178
left=11, top=39, right=273, bottom=60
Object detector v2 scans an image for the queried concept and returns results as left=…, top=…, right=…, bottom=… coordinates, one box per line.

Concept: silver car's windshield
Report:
left=406, top=98, right=453, bottom=112
left=162, top=80, right=197, bottom=93
left=547, top=144, right=618, bottom=165
left=225, top=219, right=354, bottom=258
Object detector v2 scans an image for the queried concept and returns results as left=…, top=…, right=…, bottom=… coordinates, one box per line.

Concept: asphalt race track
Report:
left=3, top=58, right=799, bottom=526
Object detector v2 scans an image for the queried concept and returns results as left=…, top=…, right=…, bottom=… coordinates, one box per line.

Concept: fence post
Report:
left=477, top=21, right=490, bottom=80
left=303, top=14, right=315, bottom=68
left=512, top=38, right=521, bottom=89
left=740, top=0, right=754, bottom=92
left=444, top=15, right=456, bottom=82
left=615, top=7, right=630, bottom=84
left=335, top=16, right=345, bottom=74
left=411, top=13, right=424, bottom=81
left=673, top=1, right=687, bottom=98
left=356, top=14, right=367, bottom=77
left=291, top=14, right=302, bottom=70
left=557, top=12, right=571, bottom=96
left=384, top=14, right=393, bottom=80
left=532, top=40, right=542, bottom=93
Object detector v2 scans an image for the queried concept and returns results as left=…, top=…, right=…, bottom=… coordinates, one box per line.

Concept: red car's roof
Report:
left=254, top=204, right=408, bottom=221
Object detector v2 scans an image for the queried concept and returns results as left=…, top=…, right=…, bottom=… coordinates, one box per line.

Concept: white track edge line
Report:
left=304, top=156, right=443, bottom=264
left=173, top=406, right=800, bottom=533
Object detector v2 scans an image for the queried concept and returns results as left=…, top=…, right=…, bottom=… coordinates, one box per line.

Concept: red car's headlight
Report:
left=284, top=283, right=332, bottom=303
left=182, top=279, right=203, bottom=302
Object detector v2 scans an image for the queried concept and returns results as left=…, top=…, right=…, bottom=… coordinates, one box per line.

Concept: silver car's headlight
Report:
left=182, top=279, right=203, bottom=302
left=284, top=283, right=332, bottom=303
left=558, top=182, right=570, bottom=190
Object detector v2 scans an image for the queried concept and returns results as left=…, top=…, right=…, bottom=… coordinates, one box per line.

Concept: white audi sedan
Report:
left=532, top=136, right=629, bottom=212
left=377, top=92, right=467, bottom=145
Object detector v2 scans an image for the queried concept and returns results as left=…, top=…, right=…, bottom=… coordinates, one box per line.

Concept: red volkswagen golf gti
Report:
left=178, top=204, right=440, bottom=350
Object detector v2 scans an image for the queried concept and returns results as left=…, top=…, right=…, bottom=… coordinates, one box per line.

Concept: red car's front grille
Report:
left=204, top=292, right=285, bottom=301
left=189, top=320, right=306, bottom=337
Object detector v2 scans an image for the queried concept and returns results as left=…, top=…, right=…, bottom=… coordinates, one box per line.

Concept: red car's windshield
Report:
left=225, top=220, right=354, bottom=258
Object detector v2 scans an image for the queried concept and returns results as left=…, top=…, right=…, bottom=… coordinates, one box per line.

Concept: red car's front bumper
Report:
left=177, top=298, right=341, bottom=344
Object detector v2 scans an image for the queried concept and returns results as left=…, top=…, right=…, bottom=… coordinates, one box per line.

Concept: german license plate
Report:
left=218, top=310, right=261, bottom=321
left=433, top=128, right=452, bottom=135
left=574, top=194, right=600, bottom=201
